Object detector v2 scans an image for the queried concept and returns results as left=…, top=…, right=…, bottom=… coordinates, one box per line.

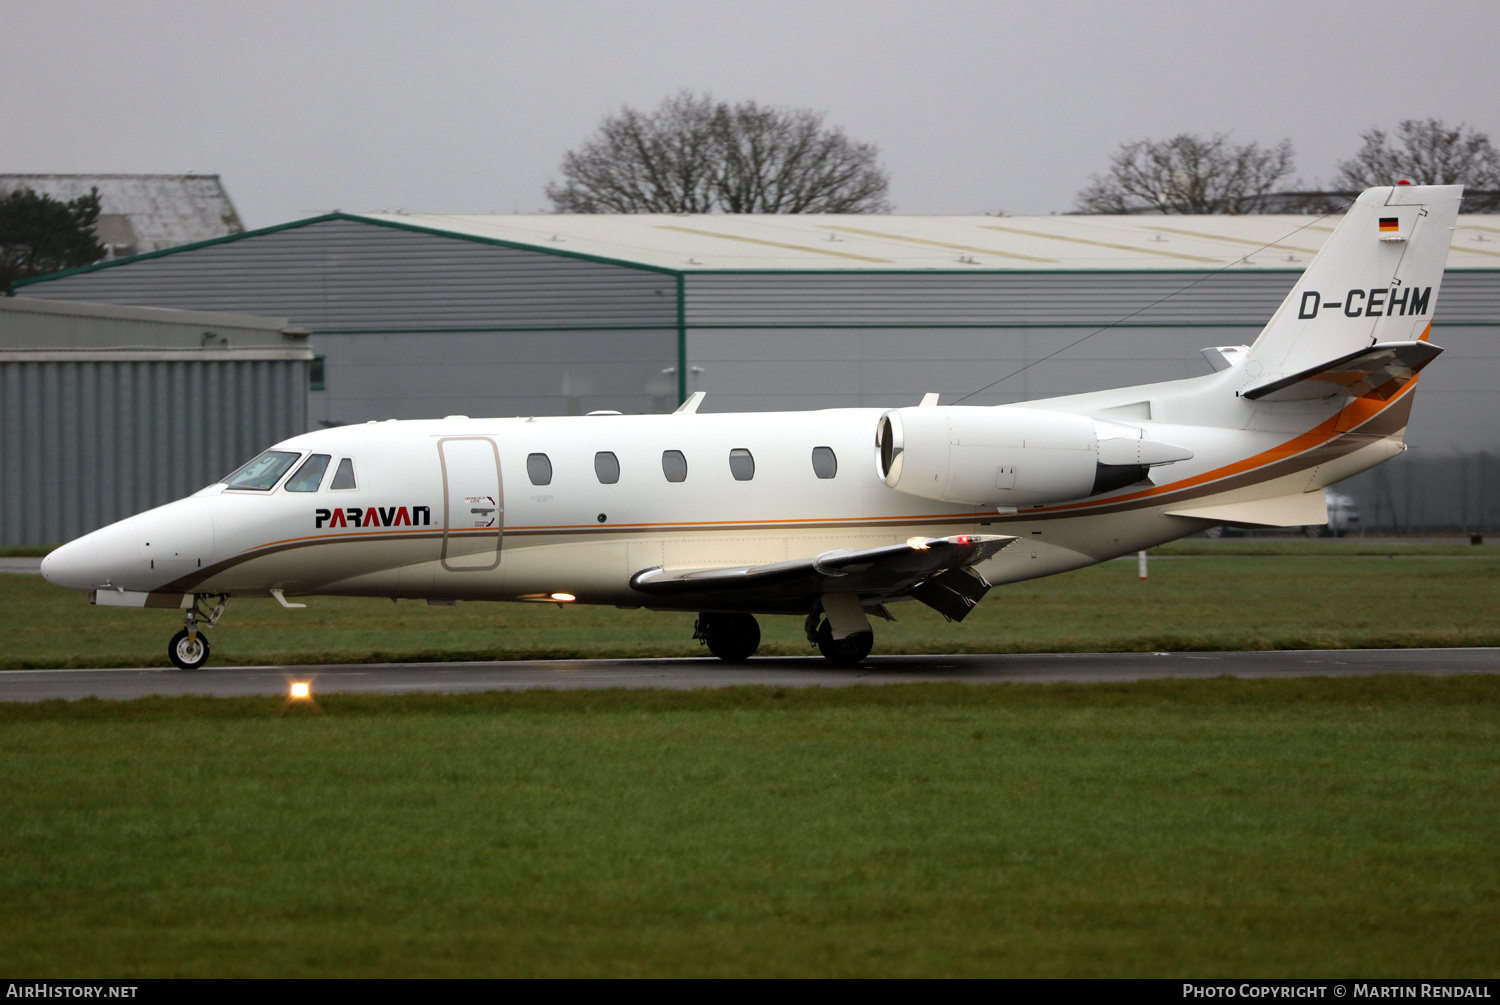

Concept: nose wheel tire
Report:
left=815, top=619, right=874, bottom=666
left=168, top=629, right=211, bottom=670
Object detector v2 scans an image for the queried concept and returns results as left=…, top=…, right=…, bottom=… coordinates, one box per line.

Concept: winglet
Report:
left=674, top=391, right=706, bottom=414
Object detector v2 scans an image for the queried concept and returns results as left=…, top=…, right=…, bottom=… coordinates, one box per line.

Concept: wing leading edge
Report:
left=628, top=534, right=1016, bottom=619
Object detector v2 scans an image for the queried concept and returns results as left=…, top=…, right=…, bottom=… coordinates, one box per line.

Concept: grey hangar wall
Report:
left=0, top=298, right=313, bottom=546
left=14, top=214, right=1500, bottom=531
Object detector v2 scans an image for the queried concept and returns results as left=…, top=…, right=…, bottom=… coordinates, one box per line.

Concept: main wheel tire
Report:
left=168, top=629, right=210, bottom=670
left=702, top=613, right=761, bottom=663
left=816, top=619, right=873, bottom=666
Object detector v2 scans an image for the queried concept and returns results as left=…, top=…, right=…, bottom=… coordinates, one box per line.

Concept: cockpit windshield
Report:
left=223, top=450, right=301, bottom=491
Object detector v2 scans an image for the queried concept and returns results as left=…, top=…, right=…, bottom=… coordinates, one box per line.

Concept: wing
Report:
left=628, top=533, right=1016, bottom=619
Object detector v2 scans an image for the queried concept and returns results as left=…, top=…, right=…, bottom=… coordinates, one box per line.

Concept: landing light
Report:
left=906, top=537, right=931, bottom=550
left=550, top=592, right=576, bottom=602
left=289, top=681, right=311, bottom=699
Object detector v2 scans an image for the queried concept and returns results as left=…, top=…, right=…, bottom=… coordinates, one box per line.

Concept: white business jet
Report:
left=42, top=185, right=1459, bottom=670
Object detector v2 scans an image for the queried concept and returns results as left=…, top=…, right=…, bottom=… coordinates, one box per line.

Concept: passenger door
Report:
left=438, top=437, right=503, bottom=572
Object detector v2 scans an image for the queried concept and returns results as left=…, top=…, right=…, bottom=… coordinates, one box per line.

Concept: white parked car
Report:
left=1317, top=490, right=1361, bottom=537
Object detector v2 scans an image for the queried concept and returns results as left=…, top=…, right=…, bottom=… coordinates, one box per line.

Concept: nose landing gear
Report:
left=167, top=595, right=228, bottom=670
left=168, top=628, right=210, bottom=670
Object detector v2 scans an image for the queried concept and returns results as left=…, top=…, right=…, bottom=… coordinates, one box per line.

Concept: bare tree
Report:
left=1335, top=118, right=1500, bottom=211
left=547, top=91, right=891, bottom=214
left=1075, top=133, right=1296, bottom=214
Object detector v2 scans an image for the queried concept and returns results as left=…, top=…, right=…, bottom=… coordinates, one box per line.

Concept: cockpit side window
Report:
left=330, top=457, right=358, bottom=490
left=224, top=450, right=301, bottom=491
left=284, top=453, right=332, bottom=492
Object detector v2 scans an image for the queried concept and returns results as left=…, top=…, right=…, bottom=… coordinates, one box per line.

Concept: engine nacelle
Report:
left=875, top=406, right=1192, bottom=507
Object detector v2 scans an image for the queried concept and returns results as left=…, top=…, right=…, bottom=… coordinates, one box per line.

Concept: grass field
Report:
left=3, top=542, right=1497, bottom=668
left=2, top=677, right=1497, bottom=977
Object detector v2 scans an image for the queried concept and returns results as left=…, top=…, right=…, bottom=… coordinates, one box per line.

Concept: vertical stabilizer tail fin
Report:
left=1246, top=184, right=1461, bottom=381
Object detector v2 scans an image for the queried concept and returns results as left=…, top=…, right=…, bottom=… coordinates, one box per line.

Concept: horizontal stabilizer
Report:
left=1243, top=341, right=1443, bottom=402
left=629, top=534, right=1014, bottom=611
left=1166, top=492, right=1327, bottom=528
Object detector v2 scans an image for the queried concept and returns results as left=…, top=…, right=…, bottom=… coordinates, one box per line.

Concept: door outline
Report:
left=438, top=436, right=503, bottom=572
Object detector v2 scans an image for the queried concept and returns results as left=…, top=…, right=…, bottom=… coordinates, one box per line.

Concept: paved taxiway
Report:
left=1, top=648, right=1496, bottom=702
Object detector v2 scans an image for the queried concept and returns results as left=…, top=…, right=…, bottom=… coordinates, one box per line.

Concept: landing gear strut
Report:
left=695, top=612, right=761, bottom=662
left=168, top=594, right=228, bottom=670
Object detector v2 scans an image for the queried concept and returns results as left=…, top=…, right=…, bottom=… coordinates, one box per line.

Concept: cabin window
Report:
left=662, top=450, right=688, bottom=483
left=811, top=446, right=838, bottom=479
left=729, top=448, right=755, bottom=481
left=284, top=453, right=332, bottom=492
left=223, top=450, right=300, bottom=491
left=330, top=457, right=357, bottom=490
left=594, top=451, right=620, bottom=484
left=526, top=453, right=553, bottom=486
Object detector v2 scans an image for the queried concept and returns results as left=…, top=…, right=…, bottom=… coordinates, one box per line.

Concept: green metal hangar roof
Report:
left=14, top=211, right=1500, bottom=453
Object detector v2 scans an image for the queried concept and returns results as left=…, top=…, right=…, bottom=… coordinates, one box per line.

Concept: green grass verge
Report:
left=0, top=545, right=55, bottom=557
left=1151, top=539, right=1497, bottom=557
left=3, top=547, right=1499, bottom=668
left=2, top=677, right=1497, bottom=977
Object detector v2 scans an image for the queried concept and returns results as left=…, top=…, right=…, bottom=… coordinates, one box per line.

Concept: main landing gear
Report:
left=694, top=612, right=761, bottom=662
left=694, top=600, right=878, bottom=667
left=168, top=594, right=228, bottom=670
left=810, top=616, right=874, bottom=667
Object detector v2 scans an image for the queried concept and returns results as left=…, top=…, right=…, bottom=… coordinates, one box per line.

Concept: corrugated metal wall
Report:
left=685, top=322, right=1500, bottom=450
left=309, top=328, right=679, bottom=424
left=0, top=356, right=308, bottom=545
left=0, top=297, right=290, bottom=350
left=18, top=218, right=681, bottom=423
left=21, top=218, right=678, bottom=329
left=683, top=271, right=1500, bottom=326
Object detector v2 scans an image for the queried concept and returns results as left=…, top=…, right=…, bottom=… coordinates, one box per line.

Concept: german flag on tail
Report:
left=1379, top=217, right=1400, bottom=232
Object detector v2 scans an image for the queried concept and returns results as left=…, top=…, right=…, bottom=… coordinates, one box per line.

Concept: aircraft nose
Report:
left=40, top=537, right=105, bottom=591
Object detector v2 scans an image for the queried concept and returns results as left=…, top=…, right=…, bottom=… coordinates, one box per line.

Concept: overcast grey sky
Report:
left=3, top=0, right=1497, bottom=228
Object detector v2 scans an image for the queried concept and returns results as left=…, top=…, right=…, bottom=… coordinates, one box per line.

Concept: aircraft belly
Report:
left=496, top=536, right=630, bottom=601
